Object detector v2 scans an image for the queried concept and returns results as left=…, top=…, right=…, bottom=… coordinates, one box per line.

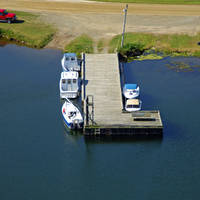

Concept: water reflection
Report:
left=0, top=39, right=7, bottom=47
left=63, top=128, right=84, bottom=146
left=0, top=38, right=24, bottom=48
left=84, top=135, right=162, bottom=144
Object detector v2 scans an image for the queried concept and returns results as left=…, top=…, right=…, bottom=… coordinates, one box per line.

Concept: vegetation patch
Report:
left=91, top=0, right=200, bottom=4
left=64, top=34, right=94, bottom=58
left=109, top=32, right=200, bottom=61
left=97, top=39, right=104, bottom=53
left=166, top=61, right=200, bottom=72
left=0, top=10, right=56, bottom=48
left=135, top=54, right=163, bottom=61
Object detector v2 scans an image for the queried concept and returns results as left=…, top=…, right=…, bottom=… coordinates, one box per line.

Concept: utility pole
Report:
left=121, top=4, right=128, bottom=48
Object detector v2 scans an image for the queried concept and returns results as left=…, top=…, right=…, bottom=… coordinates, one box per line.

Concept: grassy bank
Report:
left=64, top=34, right=94, bottom=58
left=91, top=0, right=200, bottom=4
left=109, top=32, right=200, bottom=58
left=0, top=10, right=56, bottom=48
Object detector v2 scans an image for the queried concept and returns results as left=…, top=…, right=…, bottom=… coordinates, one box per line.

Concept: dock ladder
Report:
left=86, top=95, right=95, bottom=126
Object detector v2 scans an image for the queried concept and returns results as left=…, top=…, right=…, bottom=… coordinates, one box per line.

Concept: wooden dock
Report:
left=81, top=53, right=163, bottom=136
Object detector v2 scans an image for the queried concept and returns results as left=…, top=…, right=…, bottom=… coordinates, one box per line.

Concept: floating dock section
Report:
left=81, top=53, right=163, bottom=136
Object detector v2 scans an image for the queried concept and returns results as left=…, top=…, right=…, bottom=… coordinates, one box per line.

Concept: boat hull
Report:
left=125, top=106, right=141, bottom=112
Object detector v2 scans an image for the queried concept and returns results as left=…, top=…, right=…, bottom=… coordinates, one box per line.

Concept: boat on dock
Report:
left=62, top=99, right=83, bottom=130
left=125, top=99, right=142, bottom=112
left=61, top=53, right=80, bottom=72
left=123, top=84, right=140, bottom=99
left=59, top=71, right=80, bottom=99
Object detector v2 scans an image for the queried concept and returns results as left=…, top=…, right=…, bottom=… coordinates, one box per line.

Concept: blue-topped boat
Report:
left=61, top=53, right=80, bottom=72
left=123, top=83, right=140, bottom=99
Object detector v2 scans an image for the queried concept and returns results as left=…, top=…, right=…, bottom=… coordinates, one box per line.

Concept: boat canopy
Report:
left=124, top=84, right=138, bottom=90
left=64, top=53, right=77, bottom=58
left=126, top=99, right=140, bottom=106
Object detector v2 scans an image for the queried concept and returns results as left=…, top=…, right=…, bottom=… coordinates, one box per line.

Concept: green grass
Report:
left=91, top=0, right=200, bottom=4
left=0, top=10, right=56, bottom=48
left=64, top=34, right=94, bottom=58
left=109, top=32, right=200, bottom=57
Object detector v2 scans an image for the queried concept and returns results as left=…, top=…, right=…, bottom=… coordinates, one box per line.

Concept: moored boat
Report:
left=59, top=71, right=80, bottom=99
left=123, top=84, right=140, bottom=99
left=61, top=53, right=80, bottom=72
left=125, top=99, right=142, bottom=112
left=62, top=99, right=83, bottom=130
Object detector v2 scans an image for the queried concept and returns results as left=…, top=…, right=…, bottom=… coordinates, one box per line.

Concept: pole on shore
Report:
left=121, top=4, right=128, bottom=48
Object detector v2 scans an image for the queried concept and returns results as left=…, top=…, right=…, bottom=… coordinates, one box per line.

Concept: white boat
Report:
left=61, top=53, right=80, bottom=72
left=62, top=99, right=83, bottom=130
left=125, top=99, right=142, bottom=112
left=123, top=84, right=140, bottom=99
left=59, top=71, right=79, bottom=99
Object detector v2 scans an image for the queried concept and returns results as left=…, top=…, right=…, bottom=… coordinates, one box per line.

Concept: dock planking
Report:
left=81, top=53, right=163, bottom=136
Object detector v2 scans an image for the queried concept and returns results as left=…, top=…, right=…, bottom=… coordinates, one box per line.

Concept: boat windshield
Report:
left=127, top=105, right=139, bottom=108
left=71, top=57, right=75, bottom=61
left=65, top=57, right=70, bottom=61
left=128, top=89, right=136, bottom=92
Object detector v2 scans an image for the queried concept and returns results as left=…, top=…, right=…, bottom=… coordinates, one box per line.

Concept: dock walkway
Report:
left=82, top=53, right=163, bottom=136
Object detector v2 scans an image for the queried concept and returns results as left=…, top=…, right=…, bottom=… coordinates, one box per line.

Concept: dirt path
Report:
left=1, top=0, right=200, bottom=50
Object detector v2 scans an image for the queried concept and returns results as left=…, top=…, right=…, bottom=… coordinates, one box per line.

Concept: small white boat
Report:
left=123, top=84, right=140, bottom=99
left=59, top=71, right=79, bottom=99
left=125, top=99, right=142, bottom=112
left=61, top=53, right=80, bottom=72
left=62, top=99, right=83, bottom=130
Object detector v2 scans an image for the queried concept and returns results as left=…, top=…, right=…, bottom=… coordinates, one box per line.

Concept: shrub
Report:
left=118, top=42, right=145, bottom=61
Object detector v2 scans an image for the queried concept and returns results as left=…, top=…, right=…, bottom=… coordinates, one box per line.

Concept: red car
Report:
left=0, top=9, right=16, bottom=24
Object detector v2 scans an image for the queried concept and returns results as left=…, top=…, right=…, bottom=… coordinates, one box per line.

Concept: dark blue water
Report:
left=1, top=44, right=200, bottom=200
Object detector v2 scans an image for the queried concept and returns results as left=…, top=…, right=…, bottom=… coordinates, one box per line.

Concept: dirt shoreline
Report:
left=1, top=0, right=200, bottom=50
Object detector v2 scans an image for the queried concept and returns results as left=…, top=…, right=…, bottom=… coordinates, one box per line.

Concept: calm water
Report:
left=0, top=44, right=200, bottom=200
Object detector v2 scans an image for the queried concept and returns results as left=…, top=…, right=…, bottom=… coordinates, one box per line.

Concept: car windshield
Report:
left=3, top=10, right=8, bottom=15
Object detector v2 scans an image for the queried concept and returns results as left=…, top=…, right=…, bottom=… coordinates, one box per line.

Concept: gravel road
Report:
left=1, top=0, right=200, bottom=50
